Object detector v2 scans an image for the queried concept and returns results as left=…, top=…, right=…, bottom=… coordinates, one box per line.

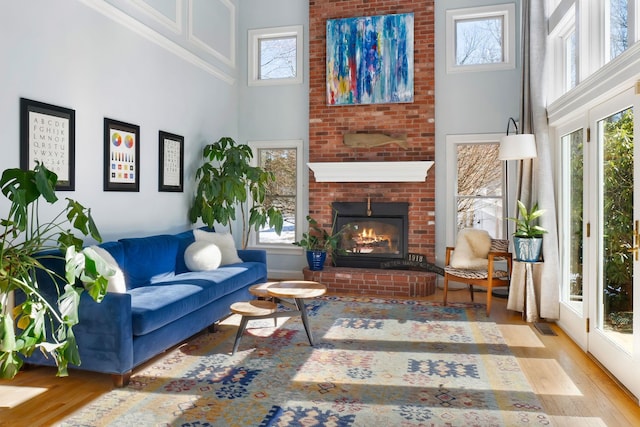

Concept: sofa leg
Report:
left=112, top=371, right=131, bottom=388
left=208, top=323, right=217, bottom=333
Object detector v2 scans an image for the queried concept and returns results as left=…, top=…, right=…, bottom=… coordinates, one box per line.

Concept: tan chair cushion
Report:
left=450, top=228, right=492, bottom=269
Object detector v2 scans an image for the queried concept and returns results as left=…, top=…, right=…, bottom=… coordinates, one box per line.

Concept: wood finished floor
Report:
left=1, top=287, right=640, bottom=426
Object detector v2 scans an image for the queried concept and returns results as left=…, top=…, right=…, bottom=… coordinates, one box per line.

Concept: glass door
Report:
left=587, top=89, right=640, bottom=398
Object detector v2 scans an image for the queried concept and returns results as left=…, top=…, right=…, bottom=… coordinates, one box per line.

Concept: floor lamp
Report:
left=495, top=117, right=537, bottom=297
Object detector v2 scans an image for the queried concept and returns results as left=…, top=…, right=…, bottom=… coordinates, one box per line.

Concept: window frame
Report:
left=247, top=139, right=304, bottom=253
left=549, top=3, right=578, bottom=100
left=445, top=3, right=516, bottom=74
left=248, top=25, right=303, bottom=86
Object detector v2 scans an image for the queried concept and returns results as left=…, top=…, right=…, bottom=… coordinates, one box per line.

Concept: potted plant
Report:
left=0, top=164, right=111, bottom=379
left=294, top=215, right=346, bottom=270
left=189, top=137, right=284, bottom=249
left=507, top=200, right=547, bottom=262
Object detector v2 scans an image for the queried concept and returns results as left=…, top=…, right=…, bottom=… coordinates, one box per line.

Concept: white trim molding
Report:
left=187, top=0, right=236, bottom=68
left=307, top=161, right=434, bottom=182
left=78, top=0, right=235, bottom=84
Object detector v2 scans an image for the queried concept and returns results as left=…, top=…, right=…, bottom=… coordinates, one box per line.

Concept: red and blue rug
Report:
left=60, top=296, right=551, bottom=426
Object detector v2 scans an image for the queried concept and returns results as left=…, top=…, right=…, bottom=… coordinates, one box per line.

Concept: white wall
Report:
left=434, top=0, right=522, bottom=266
left=237, top=0, right=310, bottom=278
left=0, top=0, right=239, bottom=242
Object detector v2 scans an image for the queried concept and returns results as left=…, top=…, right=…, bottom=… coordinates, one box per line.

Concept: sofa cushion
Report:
left=194, top=229, right=242, bottom=265
left=173, top=229, right=196, bottom=274
left=90, top=245, right=127, bottom=293
left=131, top=262, right=266, bottom=335
left=120, top=235, right=179, bottom=288
left=184, top=241, right=222, bottom=271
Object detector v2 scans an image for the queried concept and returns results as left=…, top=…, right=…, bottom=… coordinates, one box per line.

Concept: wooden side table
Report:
left=507, top=261, right=543, bottom=322
left=230, top=300, right=278, bottom=354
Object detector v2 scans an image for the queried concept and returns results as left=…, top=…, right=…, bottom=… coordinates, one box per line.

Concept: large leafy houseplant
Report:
left=0, top=164, right=111, bottom=379
left=189, top=137, right=284, bottom=249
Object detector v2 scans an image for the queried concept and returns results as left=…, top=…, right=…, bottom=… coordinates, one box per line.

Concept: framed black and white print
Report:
left=104, top=118, right=140, bottom=192
left=158, top=131, right=184, bottom=192
left=20, top=98, right=75, bottom=190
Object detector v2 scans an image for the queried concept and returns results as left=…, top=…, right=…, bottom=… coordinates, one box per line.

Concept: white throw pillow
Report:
left=193, top=229, right=243, bottom=266
left=450, top=229, right=492, bottom=270
left=184, top=241, right=222, bottom=271
left=89, top=245, right=127, bottom=293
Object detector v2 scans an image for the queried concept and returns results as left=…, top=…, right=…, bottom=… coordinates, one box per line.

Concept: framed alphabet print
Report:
left=158, top=131, right=184, bottom=192
left=104, top=118, right=140, bottom=192
left=20, top=98, right=75, bottom=190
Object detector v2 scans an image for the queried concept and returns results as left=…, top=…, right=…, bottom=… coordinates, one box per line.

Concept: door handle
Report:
left=628, top=220, right=640, bottom=261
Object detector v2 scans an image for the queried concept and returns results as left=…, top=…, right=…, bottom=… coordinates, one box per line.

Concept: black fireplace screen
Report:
left=333, top=202, right=409, bottom=268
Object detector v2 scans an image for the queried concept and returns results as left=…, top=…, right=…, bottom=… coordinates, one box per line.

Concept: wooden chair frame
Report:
left=443, top=240, right=512, bottom=315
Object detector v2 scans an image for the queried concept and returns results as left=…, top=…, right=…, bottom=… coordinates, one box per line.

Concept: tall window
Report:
left=248, top=25, right=303, bottom=86
left=248, top=140, right=303, bottom=248
left=445, top=4, right=515, bottom=73
left=560, top=128, right=584, bottom=304
left=456, top=144, right=504, bottom=237
left=608, top=0, right=629, bottom=61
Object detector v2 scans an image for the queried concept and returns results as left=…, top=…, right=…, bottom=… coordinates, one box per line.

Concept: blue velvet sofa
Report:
left=23, top=229, right=267, bottom=386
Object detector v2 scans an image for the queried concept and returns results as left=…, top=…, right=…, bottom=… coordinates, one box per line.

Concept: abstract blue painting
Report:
left=326, top=13, right=414, bottom=106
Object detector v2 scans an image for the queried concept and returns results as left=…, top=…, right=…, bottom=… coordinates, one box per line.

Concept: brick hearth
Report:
left=304, top=266, right=436, bottom=297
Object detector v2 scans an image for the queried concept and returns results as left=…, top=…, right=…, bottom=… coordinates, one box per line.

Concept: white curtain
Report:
left=518, top=0, right=560, bottom=319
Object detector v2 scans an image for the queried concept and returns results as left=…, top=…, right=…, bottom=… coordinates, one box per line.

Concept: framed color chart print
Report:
left=104, top=118, right=140, bottom=192
left=20, top=98, right=75, bottom=190
left=158, top=131, right=184, bottom=192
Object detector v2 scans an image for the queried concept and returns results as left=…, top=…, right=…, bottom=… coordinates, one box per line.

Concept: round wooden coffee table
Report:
left=230, top=281, right=326, bottom=354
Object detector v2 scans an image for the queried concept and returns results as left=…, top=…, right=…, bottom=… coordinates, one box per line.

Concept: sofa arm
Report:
left=237, top=249, right=267, bottom=264
left=73, top=291, right=134, bottom=375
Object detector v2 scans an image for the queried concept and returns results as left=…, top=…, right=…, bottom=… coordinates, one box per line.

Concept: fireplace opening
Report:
left=333, top=202, right=409, bottom=269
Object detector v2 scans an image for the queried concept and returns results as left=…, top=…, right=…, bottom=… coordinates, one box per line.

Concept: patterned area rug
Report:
left=60, top=296, right=551, bottom=426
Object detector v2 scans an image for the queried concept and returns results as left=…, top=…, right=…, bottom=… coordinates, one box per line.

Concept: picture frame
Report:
left=104, top=118, right=140, bottom=192
left=158, top=130, right=184, bottom=192
left=20, top=98, right=75, bottom=190
left=326, top=13, right=414, bottom=105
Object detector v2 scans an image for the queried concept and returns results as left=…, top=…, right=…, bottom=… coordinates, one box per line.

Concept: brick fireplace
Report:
left=306, top=0, right=436, bottom=297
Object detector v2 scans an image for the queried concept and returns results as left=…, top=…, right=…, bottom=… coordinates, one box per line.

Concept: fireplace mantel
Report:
left=307, top=161, right=434, bottom=182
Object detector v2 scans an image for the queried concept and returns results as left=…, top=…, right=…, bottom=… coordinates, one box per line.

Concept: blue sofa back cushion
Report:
left=98, top=240, right=125, bottom=268
left=120, top=235, right=179, bottom=289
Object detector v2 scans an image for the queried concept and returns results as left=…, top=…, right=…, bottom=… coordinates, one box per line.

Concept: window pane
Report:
left=610, top=0, right=628, bottom=60
left=455, top=16, right=503, bottom=65
left=456, top=144, right=504, bottom=238
left=257, top=148, right=297, bottom=244
left=457, top=197, right=503, bottom=237
left=457, top=144, right=502, bottom=196
left=561, top=129, right=584, bottom=303
left=259, top=36, right=297, bottom=80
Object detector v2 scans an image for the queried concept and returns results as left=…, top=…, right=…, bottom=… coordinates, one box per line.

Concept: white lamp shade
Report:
left=499, top=134, right=537, bottom=160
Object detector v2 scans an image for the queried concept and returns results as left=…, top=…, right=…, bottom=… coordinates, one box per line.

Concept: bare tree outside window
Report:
left=456, top=144, right=504, bottom=238
left=259, top=36, right=297, bottom=80
left=610, top=0, right=628, bottom=60
left=455, top=16, right=503, bottom=65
